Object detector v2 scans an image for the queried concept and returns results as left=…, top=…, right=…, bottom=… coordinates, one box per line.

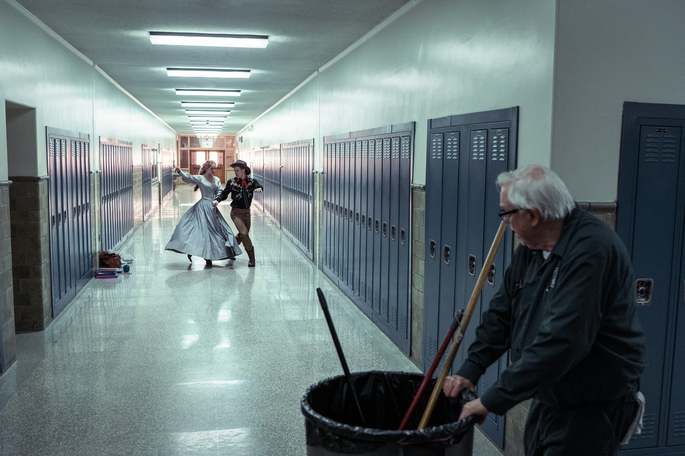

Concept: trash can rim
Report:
left=301, top=370, right=477, bottom=444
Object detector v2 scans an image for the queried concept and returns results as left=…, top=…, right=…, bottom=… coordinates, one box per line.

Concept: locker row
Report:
left=47, top=128, right=93, bottom=318
left=322, top=123, right=414, bottom=353
left=161, top=163, right=174, bottom=199
left=243, top=140, right=315, bottom=257
left=141, top=145, right=154, bottom=220
left=100, top=138, right=134, bottom=251
left=280, top=139, right=314, bottom=256
left=423, top=107, right=518, bottom=448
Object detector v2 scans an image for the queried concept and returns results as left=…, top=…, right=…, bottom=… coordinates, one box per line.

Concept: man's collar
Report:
left=548, top=207, right=580, bottom=259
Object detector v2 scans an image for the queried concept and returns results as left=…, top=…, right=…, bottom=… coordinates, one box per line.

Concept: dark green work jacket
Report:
left=457, top=208, right=646, bottom=415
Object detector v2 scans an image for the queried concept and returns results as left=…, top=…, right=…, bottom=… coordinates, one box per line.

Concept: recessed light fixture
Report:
left=188, top=116, right=231, bottom=121
left=150, top=32, right=268, bottom=48
left=167, top=68, right=251, bottom=79
left=176, top=89, right=241, bottom=97
left=181, top=101, right=235, bottom=108
left=185, top=110, right=230, bottom=116
left=190, top=120, right=225, bottom=124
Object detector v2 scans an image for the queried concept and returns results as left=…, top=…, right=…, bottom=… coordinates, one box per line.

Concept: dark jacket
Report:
left=215, top=177, right=263, bottom=209
left=457, top=208, right=646, bottom=415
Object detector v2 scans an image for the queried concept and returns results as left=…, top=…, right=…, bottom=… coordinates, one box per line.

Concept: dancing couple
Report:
left=165, top=160, right=262, bottom=267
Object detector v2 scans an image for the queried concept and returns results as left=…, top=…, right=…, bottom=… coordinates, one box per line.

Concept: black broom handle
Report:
left=316, top=288, right=367, bottom=426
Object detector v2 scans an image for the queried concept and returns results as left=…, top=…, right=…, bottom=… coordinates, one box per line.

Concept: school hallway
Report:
left=0, top=184, right=497, bottom=455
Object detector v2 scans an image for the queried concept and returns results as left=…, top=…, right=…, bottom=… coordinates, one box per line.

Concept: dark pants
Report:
left=524, top=396, right=638, bottom=456
left=230, top=208, right=253, bottom=251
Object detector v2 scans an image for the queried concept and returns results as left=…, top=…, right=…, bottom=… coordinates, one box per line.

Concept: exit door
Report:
left=617, top=102, right=685, bottom=454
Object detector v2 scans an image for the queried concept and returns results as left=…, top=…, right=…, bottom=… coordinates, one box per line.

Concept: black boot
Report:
left=205, top=259, right=213, bottom=268
left=246, top=248, right=255, bottom=268
left=227, top=247, right=236, bottom=261
left=187, top=254, right=192, bottom=262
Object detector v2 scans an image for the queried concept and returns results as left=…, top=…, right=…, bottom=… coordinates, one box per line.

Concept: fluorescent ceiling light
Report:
left=188, top=116, right=230, bottom=121
left=150, top=32, right=268, bottom=48
left=190, top=120, right=225, bottom=124
left=176, top=89, right=241, bottom=97
left=167, top=68, right=251, bottom=79
left=185, top=110, right=230, bottom=116
left=181, top=101, right=235, bottom=108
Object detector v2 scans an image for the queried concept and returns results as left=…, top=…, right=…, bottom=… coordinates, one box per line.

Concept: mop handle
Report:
left=417, top=221, right=507, bottom=429
left=316, top=288, right=367, bottom=425
left=398, top=312, right=462, bottom=430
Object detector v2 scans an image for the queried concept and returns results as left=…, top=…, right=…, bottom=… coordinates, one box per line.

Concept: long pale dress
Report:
left=165, top=170, right=242, bottom=260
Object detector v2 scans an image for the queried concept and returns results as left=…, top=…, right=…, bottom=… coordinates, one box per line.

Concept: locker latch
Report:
left=375, top=220, right=380, bottom=232
left=468, top=255, right=477, bottom=276
left=400, top=228, right=406, bottom=245
left=382, top=222, right=388, bottom=238
left=391, top=225, right=397, bottom=240
left=635, top=278, right=654, bottom=306
left=487, top=265, right=496, bottom=285
left=429, top=240, right=437, bottom=258
left=443, top=245, right=451, bottom=264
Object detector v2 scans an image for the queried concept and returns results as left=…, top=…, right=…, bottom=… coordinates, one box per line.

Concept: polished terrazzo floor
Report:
left=0, top=184, right=500, bottom=456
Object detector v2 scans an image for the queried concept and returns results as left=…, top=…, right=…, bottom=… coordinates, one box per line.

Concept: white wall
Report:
left=240, top=0, right=557, bottom=184
left=551, top=0, right=685, bottom=201
left=0, top=0, right=175, bottom=180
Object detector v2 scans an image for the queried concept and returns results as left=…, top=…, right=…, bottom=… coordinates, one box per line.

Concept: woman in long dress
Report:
left=165, top=161, right=241, bottom=267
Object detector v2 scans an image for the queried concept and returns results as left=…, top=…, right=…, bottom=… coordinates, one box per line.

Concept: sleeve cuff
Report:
left=455, top=359, right=485, bottom=386
left=480, top=386, right=517, bottom=416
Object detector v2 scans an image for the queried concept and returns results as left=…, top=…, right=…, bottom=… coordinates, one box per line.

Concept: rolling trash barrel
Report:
left=301, top=371, right=476, bottom=456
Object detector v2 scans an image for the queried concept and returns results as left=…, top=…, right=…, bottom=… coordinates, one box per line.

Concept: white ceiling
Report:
left=17, top=0, right=409, bottom=134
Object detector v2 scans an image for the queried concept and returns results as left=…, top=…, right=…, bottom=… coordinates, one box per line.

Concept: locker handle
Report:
left=429, top=240, right=437, bottom=258
left=382, top=222, right=388, bottom=238
left=375, top=220, right=380, bottom=232
left=400, top=228, right=407, bottom=244
left=391, top=225, right=397, bottom=240
left=487, top=265, right=496, bottom=285
left=355, top=212, right=360, bottom=223
left=468, top=255, right=477, bottom=276
left=442, top=245, right=451, bottom=264
left=367, top=218, right=373, bottom=230
left=635, top=278, right=653, bottom=306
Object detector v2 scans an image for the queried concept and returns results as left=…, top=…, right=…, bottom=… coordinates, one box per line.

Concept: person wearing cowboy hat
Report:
left=213, top=160, right=263, bottom=267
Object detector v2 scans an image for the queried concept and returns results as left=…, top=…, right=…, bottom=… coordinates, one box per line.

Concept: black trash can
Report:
left=301, top=371, right=476, bottom=456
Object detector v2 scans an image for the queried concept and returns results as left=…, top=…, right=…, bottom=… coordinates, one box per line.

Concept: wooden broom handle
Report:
left=417, top=221, right=507, bottom=429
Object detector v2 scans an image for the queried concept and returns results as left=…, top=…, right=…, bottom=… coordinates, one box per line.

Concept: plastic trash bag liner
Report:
left=301, top=371, right=478, bottom=454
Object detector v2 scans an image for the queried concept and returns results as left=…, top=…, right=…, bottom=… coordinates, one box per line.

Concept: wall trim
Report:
left=0, top=180, right=12, bottom=186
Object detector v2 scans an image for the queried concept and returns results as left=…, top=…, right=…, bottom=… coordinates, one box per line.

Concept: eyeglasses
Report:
left=498, top=208, right=521, bottom=220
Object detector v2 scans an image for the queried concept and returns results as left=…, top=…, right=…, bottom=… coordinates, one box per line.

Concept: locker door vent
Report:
left=643, top=127, right=679, bottom=163
left=631, top=413, right=656, bottom=442
left=471, top=130, right=486, bottom=160
left=672, top=410, right=685, bottom=438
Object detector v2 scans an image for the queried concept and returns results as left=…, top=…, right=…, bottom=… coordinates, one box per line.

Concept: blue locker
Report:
left=366, top=139, right=376, bottom=307
left=343, top=141, right=351, bottom=289
left=437, top=131, right=461, bottom=369
left=380, top=138, right=391, bottom=322
left=373, top=138, right=383, bottom=316
left=335, top=142, right=342, bottom=280
left=359, top=140, right=368, bottom=305
left=617, top=111, right=685, bottom=452
left=389, top=137, right=401, bottom=329
left=423, top=131, right=445, bottom=363
left=325, top=144, right=332, bottom=271
left=355, top=140, right=363, bottom=297
left=478, top=126, right=513, bottom=446
left=398, top=135, right=412, bottom=345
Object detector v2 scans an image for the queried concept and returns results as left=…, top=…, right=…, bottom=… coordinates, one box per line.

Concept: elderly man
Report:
left=444, top=165, right=645, bottom=455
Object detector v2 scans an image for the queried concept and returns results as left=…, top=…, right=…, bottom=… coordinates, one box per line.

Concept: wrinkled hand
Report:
left=212, top=200, right=219, bottom=208
left=442, top=375, right=475, bottom=398
left=459, top=398, right=488, bottom=423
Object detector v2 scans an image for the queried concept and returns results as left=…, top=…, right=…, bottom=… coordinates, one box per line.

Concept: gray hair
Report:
left=497, top=165, right=575, bottom=220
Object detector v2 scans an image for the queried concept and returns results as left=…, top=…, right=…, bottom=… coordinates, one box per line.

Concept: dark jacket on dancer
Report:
left=457, top=208, right=645, bottom=454
left=215, top=177, right=263, bottom=208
